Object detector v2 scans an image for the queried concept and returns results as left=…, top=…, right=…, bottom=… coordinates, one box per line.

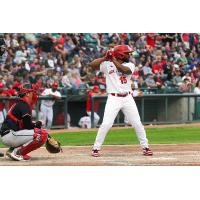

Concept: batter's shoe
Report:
left=92, top=149, right=100, bottom=157
left=143, top=148, right=153, bottom=156
left=9, top=148, right=23, bottom=161
left=0, top=152, right=4, bottom=157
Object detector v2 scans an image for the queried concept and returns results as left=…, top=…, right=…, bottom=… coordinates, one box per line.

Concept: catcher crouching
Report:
left=0, top=83, right=62, bottom=161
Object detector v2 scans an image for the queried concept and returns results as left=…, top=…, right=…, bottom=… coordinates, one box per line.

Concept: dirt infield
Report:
left=1, top=144, right=200, bottom=166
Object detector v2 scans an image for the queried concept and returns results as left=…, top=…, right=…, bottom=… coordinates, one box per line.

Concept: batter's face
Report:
left=52, top=87, right=57, bottom=92
left=123, top=52, right=131, bottom=63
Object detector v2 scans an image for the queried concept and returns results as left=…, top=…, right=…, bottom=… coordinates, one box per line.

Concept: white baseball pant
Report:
left=40, top=104, right=53, bottom=129
left=93, top=94, right=149, bottom=150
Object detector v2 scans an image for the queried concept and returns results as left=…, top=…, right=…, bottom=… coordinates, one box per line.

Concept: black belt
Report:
left=0, top=130, right=10, bottom=137
left=111, top=92, right=131, bottom=97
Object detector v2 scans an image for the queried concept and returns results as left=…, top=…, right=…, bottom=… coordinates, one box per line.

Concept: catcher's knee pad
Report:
left=19, top=135, right=47, bottom=156
left=33, top=128, right=48, bottom=143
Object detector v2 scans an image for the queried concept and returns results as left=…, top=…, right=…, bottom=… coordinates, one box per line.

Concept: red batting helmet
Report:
left=93, top=85, right=99, bottom=92
left=113, top=45, right=133, bottom=60
left=52, top=81, right=58, bottom=89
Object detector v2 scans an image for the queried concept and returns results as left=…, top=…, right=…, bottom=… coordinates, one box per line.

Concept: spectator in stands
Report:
left=154, top=71, right=166, bottom=89
left=172, top=68, right=183, bottom=87
left=61, top=70, right=72, bottom=93
left=95, top=72, right=106, bottom=92
left=43, top=69, right=54, bottom=87
left=141, top=61, right=152, bottom=78
left=45, top=53, right=55, bottom=69
left=193, top=77, right=200, bottom=92
left=69, top=72, right=83, bottom=94
left=145, top=74, right=157, bottom=89
left=70, top=55, right=82, bottom=71
left=152, top=60, right=164, bottom=74
left=38, top=34, right=54, bottom=60
left=1, top=32, right=200, bottom=101
left=181, top=33, right=190, bottom=49
left=160, top=33, right=177, bottom=47
left=182, top=71, right=195, bottom=84
left=145, top=33, right=156, bottom=48
left=87, top=74, right=99, bottom=88
left=178, top=78, right=192, bottom=93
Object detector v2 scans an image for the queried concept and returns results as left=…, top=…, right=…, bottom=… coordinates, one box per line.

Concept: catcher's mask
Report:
left=18, top=83, right=40, bottom=106
left=113, top=45, right=133, bottom=62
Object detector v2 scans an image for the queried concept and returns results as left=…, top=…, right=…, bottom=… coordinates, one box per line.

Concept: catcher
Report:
left=0, top=83, right=62, bottom=161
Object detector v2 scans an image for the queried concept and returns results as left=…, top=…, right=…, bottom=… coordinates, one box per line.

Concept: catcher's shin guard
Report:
left=18, top=128, right=48, bottom=156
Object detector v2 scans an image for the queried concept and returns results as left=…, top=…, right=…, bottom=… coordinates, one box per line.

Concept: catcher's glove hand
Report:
left=45, top=136, right=62, bottom=153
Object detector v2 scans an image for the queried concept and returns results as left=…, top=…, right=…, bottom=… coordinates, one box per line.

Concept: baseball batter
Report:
left=88, top=45, right=153, bottom=157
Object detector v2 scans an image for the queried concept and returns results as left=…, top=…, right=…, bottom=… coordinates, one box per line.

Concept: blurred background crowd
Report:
left=1, top=33, right=200, bottom=96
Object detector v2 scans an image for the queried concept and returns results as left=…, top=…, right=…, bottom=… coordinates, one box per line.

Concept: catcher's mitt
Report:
left=45, top=136, right=62, bottom=153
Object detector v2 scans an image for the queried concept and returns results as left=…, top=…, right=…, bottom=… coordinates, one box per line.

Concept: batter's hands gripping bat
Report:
left=104, top=50, right=115, bottom=61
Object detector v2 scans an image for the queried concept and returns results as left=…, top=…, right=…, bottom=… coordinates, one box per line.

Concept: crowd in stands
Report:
left=1, top=33, right=200, bottom=96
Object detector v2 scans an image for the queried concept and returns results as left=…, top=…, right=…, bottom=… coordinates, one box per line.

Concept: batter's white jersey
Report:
left=100, top=61, right=135, bottom=94
left=41, top=88, right=61, bottom=107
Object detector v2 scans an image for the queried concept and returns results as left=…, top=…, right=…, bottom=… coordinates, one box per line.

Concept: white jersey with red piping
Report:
left=100, top=61, right=135, bottom=94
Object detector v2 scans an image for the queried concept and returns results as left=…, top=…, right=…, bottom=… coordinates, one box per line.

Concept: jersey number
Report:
left=120, top=76, right=127, bottom=84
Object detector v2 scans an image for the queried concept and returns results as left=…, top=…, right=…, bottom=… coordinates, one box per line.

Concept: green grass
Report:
left=1, top=126, right=200, bottom=148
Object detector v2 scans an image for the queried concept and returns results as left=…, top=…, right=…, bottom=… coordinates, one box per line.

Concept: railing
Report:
left=1, top=93, right=200, bottom=129
left=90, top=93, right=200, bottom=128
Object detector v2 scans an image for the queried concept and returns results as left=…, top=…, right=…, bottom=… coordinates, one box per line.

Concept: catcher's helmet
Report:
left=113, top=45, right=133, bottom=60
left=18, top=83, right=40, bottom=106
left=18, top=83, right=35, bottom=97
